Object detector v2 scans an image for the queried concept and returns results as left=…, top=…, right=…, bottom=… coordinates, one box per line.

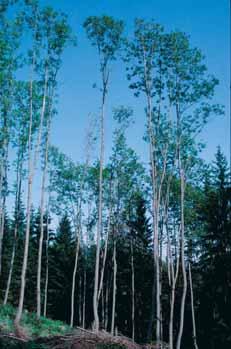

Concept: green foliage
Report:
left=0, top=2, right=229, bottom=349
left=197, top=148, right=231, bottom=348
left=83, top=15, right=124, bottom=62
left=0, top=304, right=70, bottom=338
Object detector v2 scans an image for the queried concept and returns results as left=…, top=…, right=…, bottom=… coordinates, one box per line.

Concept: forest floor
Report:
left=0, top=305, right=165, bottom=349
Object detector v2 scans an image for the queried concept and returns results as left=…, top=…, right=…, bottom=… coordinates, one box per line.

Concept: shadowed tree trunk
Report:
left=37, top=90, right=51, bottom=319
left=189, top=263, right=199, bottom=349
left=111, top=239, right=117, bottom=335
left=131, top=240, right=135, bottom=342
left=43, top=201, right=50, bottom=317
left=82, top=270, right=86, bottom=329
left=4, top=150, right=23, bottom=305
left=70, top=222, right=81, bottom=327
left=176, top=166, right=187, bottom=349
left=15, top=58, right=48, bottom=326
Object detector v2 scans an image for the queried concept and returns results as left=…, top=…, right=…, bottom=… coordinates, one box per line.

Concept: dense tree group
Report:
left=0, top=1, right=230, bottom=349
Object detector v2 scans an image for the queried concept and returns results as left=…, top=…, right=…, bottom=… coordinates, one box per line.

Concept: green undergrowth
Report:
left=0, top=304, right=71, bottom=338
left=0, top=305, right=134, bottom=348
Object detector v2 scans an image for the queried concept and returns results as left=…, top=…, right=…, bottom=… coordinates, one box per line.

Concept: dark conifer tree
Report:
left=48, top=214, right=75, bottom=322
left=198, top=148, right=231, bottom=348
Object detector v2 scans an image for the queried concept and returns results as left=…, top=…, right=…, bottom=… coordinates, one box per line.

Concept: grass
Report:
left=0, top=306, right=139, bottom=348
left=0, top=304, right=71, bottom=338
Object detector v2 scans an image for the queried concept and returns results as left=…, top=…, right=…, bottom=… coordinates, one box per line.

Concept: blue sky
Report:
left=40, top=0, right=230, bottom=165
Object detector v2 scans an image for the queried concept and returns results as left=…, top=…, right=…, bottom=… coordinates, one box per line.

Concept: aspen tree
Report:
left=83, top=16, right=124, bottom=331
left=165, top=31, right=221, bottom=349
left=124, top=20, right=169, bottom=343
left=0, top=0, right=22, bottom=278
left=15, top=1, right=40, bottom=325
left=36, top=6, right=72, bottom=319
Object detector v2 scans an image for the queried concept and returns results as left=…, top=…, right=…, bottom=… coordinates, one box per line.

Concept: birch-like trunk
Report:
left=70, top=227, right=81, bottom=327
left=189, top=263, right=199, bottom=349
left=131, top=240, right=135, bottom=342
left=111, top=240, right=117, bottom=335
left=15, top=61, right=48, bottom=326
left=105, top=277, right=109, bottom=330
left=79, top=276, right=82, bottom=325
left=93, top=82, right=106, bottom=332
left=3, top=226, right=16, bottom=304
left=82, top=270, right=86, bottom=329
left=43, top=206, right=49, bottom=317
left=37, top=95, right=51, bottom=319
left=0, top=156, right=3, bottom=233
left=0, top=125, right=8, bottom=276
left=142, top=46, right=161, bottom=340
left=176, top=167, right=187, bottom=349
left=101, top=283, right=105, bottom=326
left=97, top=204, right=112, bottom=305
left=147, top=93, right=161, bottom=342
left=4, top=153, right=23, bottom=305
left=169, top=240, right=180, bottom=349
left=0, top=199, right=6, bottom=276
left=159, top=224, right=163, bottom=345
left=147, top=277, right=155, bottom=342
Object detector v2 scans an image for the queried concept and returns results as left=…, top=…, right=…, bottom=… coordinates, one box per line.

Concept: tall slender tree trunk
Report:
left=131, top=240, right=135, bottom=342
left=93, top=85, right=106, bottom=332
left=82, top=270, right=86, bottom=329
left=111, top=239, right=117, bottom=335
left=169, top=218, right=180, bottom=349
left=0, top=122, right=8, bottom=277
left=0, top=155, right=3, bottom=232
left=169, top=253, right=179, bottom=349
left=101, top=283, right=105, bottom=327
left=0, top=173, right=3, bottom=270
left=142, top=44, right=163, bottom=342
left=176, top=167, right=187, bottom=349
left=147, top=92, right=160, bottom=342
left=105, top=277, right=109, bottom=330
left=189, top=263, right=199, bottom=349
left=70, top=227, right=81, bottom=327
left=169, top=282, right=175, bottom=349
left=97, top=204, right=112, bottom=305
left=0, top=199, right=6, bottom=276
left=15, top=61, right=48, bottom=326
left=3, top=226, right=16, bottom=304
left=43, top=205, right=49, bottom=317
left=147, top=276, right=155, bottom=342
left=159, top=224, right=163, bottom=345
left=37, top=94, right=51, bottom=319
left=167, top=231, right=171, bottom=287
left=79, top=276, right=82, bottom=325
left=4, top=152, right=23, bottom=305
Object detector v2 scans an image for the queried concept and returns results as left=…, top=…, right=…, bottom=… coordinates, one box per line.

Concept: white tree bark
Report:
left=4, top=153, right=23, bottom=305
left=189, top=263, right=199, bottom=349
left=97, top=204, right=112, bottom=305
left=105, top=278, right=109, bottom=330
left=93, top=76, right=107, bottom=331
left=131, top=240, right=135, bottom=342
left=169, top=233, right=180, bottom=349
left=43, top=204, right=49, bottom=317
left=82, top=270, right=86, bottom=329
left=111, top=239, right=117, bottom=335
left=0, top=135, right=8, bottom=276
left=37, top=92, right=51, bottom=319
left=176, top=167, right=187, bottom=349
left=70, top=224, right=81, bottom=327
left=15, top=61, right=48, bottom=326
left=79, top=276, right=82, bottom=325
